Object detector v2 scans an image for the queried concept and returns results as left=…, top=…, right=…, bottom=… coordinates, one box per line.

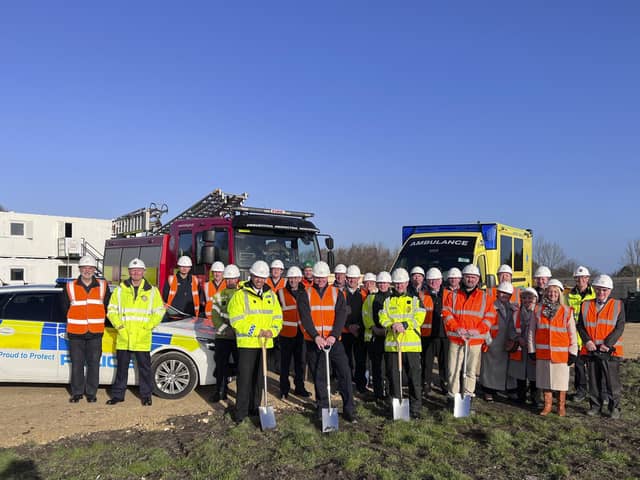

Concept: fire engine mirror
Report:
left=325, top=237, right=334, bottom=250
left=201, top=246, right=215, bottom=264
left=202, top=230, right=216, bottom=243
left=327, top=250, right=335, bottom=270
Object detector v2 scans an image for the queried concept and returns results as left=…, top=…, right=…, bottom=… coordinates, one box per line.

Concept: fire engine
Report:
left=103, top=189, right=334, bottom=291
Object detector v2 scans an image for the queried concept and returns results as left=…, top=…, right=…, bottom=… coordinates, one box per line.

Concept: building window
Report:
left=65, top=222, right=73, bottom=238
left=10, top=223, right=24, bottom=236
left=58, top=265, right=73, bottom=278
left=10, top=268, right=24, bottom=282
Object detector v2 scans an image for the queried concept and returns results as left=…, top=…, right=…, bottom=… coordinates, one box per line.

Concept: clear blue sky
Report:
left=2, top=2, right=638, bottom=274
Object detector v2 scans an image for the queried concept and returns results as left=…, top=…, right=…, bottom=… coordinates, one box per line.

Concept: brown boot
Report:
left=539, top=390, right=553, bottom=416
left=558, top=391, right=566, bottom=417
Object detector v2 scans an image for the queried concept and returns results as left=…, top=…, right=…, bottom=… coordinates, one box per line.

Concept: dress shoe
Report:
left=343, top=411, right=358, bottom=423
left=572, top=390, right=587, bottom=402
left=586, top=405, right=601, bottom=417
left=210, top=391, right=221, bottom=403
left=294, top=389, right=312, bottom=398
left=69, top=395, right=83, bottom=403
left=483, top=393, right=494, bottom=402
left=220, top=391, right=228, bottom=401
left=106, top=398, right=124, bottom=405
left=280, top=393, right=288, bottom=400
left=86, top=396, right=97, bottom=403
left=142, top=397, right=152, bottom=406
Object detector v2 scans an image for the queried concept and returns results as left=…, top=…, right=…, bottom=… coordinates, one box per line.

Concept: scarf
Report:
left=542, top=297, right=560, bottom=319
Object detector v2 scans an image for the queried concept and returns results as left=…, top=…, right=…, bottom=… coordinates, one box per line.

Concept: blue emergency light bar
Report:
left=401, top=223, right=498, bottom=249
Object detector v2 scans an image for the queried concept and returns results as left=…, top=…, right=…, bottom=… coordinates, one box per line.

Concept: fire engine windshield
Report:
left=234, top=231, right=319, bottom=269
left=393, top=236, right=477, bottom=273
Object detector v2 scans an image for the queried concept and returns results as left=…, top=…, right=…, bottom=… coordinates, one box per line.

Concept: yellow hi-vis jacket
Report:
left=379, top=293, right=425, bottom=352
left=107, top=279, right=166, bottom=351
left=228, top=284, right=283, bottom=349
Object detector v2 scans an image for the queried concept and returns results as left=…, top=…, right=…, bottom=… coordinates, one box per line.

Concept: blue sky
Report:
left=1, top=2, right=638, bottom=274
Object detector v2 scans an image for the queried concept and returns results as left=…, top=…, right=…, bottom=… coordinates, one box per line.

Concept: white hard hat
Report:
left=223, top=264, right=240, bottom=279
left=211, top=261, right=225, bottom=273
left=286, top=266, right=303, bottom=278
left=391, top=268, right=410, bottom=283
left=363, top=272, right=377, bottom=283
left=270, top=259, right=285, bottom=270
left=376, top=271, right=392, bottom=283
left=313, top=261, right=331, bottom=277
left=78, top=255, right=97, bottom=268
left=128, top=258, right=146, bottom=269
left=497, top=264, right=513, bottom=275
left=573, top=265, right=590, bottom=277
left=346, top=265, right=361, bottom=278
left=592, top=274, right=613, bottom=290
left=521, top=287, right=539, bottom=299
left=497, top=281, right=514, bottom=295
left=410, top=266, right=425, bottom=277
left=462, top=264, right=480, bottom=277
left=547, top=279, right=564, bottom=290
left=447, top=267, right=462, bottom=279
left=334, top=264, right=347, bottom=274
left=534, top=266, right=552, bottom=278
left=426, top=268, right=443, bottom=280
left=249, top=260, right=270, bottom=278
left=177, top=256, right=192, bottom=267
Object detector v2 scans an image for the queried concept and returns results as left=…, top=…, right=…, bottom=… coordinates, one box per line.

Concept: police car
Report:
left=0, top=284, right=217, bottom=399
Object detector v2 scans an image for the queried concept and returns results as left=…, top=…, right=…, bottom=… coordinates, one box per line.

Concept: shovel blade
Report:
left=453, top=393, right=472, bottom=418
left=321, top=407, right=339, bottom=433
left=259, top=406, right=276, bottom=430
left=392, top=397, right=410, bottom=421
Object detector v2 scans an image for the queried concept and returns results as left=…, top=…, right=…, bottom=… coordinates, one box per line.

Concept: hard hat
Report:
left=547, top=279, right=564, bottom=290
left=302, top=260, right=314, bottom=269
left=497, top=281, right=514, bottom=295
left=249, top=260, right=270, bottom=278
left=426, top=268, right=443, bottom=280
left=363, top=272, right=377, bottom=283
left=447, top=267, right=462, bottom=279
left=128, top=258, right=146, bottom=269
left=462, top=264, right=480, bottom=277
left=211, top=261, right=225, bottom=273
left=334, top=264, right=347, bottom=274
left=376, top=271, right=392, bottom=283
left=346, top=265, right=361, bottom=278
left=497, top=264, right=513, bottom=275
left=78, top=255, right=97, bottom=268
left=534, top=266, right=552, bottom=278
left=592, top=274, right=613, bottom=290
left=270, top=259, right=285, bottom=270
left=177, top=256, right=192, bottom=267
left=521, top=287, right=539, bottom=299
left=223, top=264, right=240, bottom=279
left=410, top=266, right=425, bottom=277
left=391, top=268, right=410, bottom=283
left=286, top=266, right=303, bottom=278
left=573, top=265, right=590, bottom=277
left=313, top=261, right=331, bottom=277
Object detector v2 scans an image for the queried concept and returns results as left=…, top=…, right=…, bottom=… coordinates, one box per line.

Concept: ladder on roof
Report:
left=112, top=203, right=169, bottom=237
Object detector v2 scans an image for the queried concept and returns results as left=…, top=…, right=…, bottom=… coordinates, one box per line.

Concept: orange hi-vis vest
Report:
left=302, top=285, right=339, bottom=341
left=580, top=299, right=624, bottom=357
left=266, top=277, right=286, bottom=294
left=66, top=279, right=107, bottom=335
left=205, top=279, right=227, bottom=319
left=442, top=288, right=496, bottom=346
left=421, top=294, right=435, bottom=337
left=302, top=278, right=313, bottom=288
left=278, top=288, right=301, bottom=338
left=166, top=274, right=200, bottom=317
left=534, top=304, right=573, bottom=363
left=487, top=286, right=521, bottom=305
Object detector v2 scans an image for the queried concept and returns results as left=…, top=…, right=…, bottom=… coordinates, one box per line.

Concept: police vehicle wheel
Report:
left=151, top=352, right=198, bottom=399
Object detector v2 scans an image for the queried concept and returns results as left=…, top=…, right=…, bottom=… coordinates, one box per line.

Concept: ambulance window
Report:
left=2, top=293, right=56, bottom=322
left=178, top=231, right=193, bottom=258
left=513, top=238, right=524, bottom=271
left=500, top=235, right=513, bottom=267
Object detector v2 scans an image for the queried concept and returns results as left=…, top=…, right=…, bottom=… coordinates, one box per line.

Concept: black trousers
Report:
left=279, top=331, right=306, bottom=395
left=68, top=332, right=103, bottom=397
left=214, top=338, right=238, bottom=395
left=574, top=354, right=588, bottom=393
left=111, top=350, right=152, bottom=399
left=421, top=336, right=448, bottom=391
left=586, top=356, right=622, bottom=410
left=386, top=350, right=422, bottom=415
left=306, top=340, right=354, bottom=414
left=235, top=348, right=264, bottom=421
left=367, top=337, right=386, bottom=399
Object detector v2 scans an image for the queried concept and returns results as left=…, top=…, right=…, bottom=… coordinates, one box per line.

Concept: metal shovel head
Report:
left=322, top=407, right=339, bottom=433
left=453, top=393, right=472, bottom=418
left=392, top=397, right=410, bottom=421
left=259, top=406, right=277, bottom=430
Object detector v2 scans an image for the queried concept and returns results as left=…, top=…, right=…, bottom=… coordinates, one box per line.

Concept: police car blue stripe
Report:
left=151, top=332, right=172, bottom=349
left=40, top=322, right=58, bottom=350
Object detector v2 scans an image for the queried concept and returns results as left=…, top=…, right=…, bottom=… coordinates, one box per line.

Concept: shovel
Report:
left=392, top=335, right=410, bottom=421
left=454, top=338, right=472, bottom=418
left=321, top=345, right=339, bottom=433
left=259, top=338, right=276, bottom=430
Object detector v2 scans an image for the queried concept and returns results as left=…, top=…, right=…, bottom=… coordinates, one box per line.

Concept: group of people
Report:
left=65, top=254, right=625, bottom=423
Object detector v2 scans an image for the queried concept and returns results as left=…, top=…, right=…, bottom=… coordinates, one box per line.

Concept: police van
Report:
left=0, top=285, right=216, bottom=399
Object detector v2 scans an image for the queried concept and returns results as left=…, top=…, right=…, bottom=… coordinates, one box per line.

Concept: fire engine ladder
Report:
left=112, top=203, right=169, bottom=237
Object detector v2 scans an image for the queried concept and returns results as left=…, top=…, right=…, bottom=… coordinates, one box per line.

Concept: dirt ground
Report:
left=2, top=323, right=639, bottom=449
